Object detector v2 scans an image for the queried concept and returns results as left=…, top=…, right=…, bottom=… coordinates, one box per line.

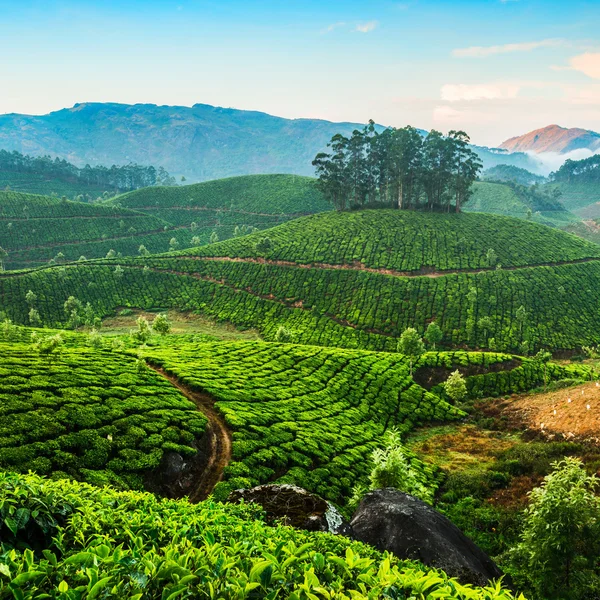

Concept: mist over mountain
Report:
left=0, top=102, right=542, bottom=181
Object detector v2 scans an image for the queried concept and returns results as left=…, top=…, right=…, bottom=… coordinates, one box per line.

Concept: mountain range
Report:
left=0, top=102, right=546, bottom=181
left=500, top=124, right=600, bottom=155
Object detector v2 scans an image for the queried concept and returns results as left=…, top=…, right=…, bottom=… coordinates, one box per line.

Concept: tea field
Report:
left=0, top=342, right=206, bottom=490
left=3, top=210, right=600, bottom=352
left=0, top=175, right=331, bottom=269
left=0, top=471, right=524, bottom=599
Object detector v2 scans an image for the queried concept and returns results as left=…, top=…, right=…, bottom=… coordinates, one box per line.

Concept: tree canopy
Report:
left=0, top=149, right=176, bottom=194
left=312, top=122, right=482, bottom=212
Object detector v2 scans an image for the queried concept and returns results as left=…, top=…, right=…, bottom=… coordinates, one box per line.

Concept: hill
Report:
left=0, top=148, right=174, bottom=199
left=0, top=175, right=328, bottom=269
left=111, top=173, right=330, bottom=226
left=500, top=124, right=600, bottom=154
left=465, top=181, right=577, bottom=227
left=0, top=102, right=544, bottom=181
left=0, top=191, right=176, bottom=269
left=3, top=210, right=600, bottom=353
left=482, top=164, right=546, bottom=186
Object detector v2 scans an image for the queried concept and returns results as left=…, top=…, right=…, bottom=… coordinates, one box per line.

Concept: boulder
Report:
left=228, top=484, right=352, bottom=536
left=350, top=488, right=504, bottom=587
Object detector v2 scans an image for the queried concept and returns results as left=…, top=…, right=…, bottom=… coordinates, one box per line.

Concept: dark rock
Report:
left=228, top=484, right=352, bottom=536
left=145, top=436, right=210, bottom=499
left=350, top=488, right=504, bottom=587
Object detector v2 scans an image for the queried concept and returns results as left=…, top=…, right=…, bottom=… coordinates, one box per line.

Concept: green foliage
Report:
left=368, top=429, right=436, bottom=504
left=143, top=341, right=464, bottom=504
left=511, top=458, right=600, bottom=600
left=274, top=325, right=292, bottom=342
left=314, top=125, right=481, bottom=212
left=0, top=471, right=521, bottom=600
left=398, top=328, right=424, bottom=376
left=30, top=332, right=64, bottom=360
left=0, top=190, right=170, bottom=269
left=130, top=316, right=152, bottom=345
left=443, top=370, right=467, bottom=403
left=0, top=343, right=206, bottom=488
left=424, top=321, right=443, bottom=350
left=152, top=313, right=171, bottom=336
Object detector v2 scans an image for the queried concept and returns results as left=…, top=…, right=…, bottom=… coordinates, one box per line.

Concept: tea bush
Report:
left=0, top=343, right=206, bottom=489
left=0, top=471, right=522, bottom=599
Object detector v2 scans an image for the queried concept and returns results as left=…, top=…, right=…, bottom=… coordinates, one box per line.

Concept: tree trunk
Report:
left=398, top=181, right=403, bottom=210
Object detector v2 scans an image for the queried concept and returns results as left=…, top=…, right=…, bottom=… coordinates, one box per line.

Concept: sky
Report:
left=1, top=0, right=600, bottom=146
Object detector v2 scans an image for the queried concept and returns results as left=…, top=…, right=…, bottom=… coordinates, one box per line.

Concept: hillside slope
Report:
left=465, top=181, right=577, bottom=227
left=0, top=190, right=173, bottom=269
left=3, top=211, right=600, bottom=352
left=0, top=176, right=329, bottom=269
left=500, top=124, right=600, bottom=154
left=112, top=174, right=330, bottom=225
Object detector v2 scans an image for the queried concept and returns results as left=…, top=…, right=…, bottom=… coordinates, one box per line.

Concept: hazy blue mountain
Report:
left=0, top=102, right=540, bottom=181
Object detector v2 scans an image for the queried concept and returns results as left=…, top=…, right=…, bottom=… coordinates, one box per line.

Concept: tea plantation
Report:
left=0, top=191, right=172, bottom=269
left=0, top=471, right=524, bottom=599
left=3, top=210, right=600, bottom=352
left=112, top=174, right=330, bottom=225
left=0, top=175, right=331, bottom=269
left=141, top=341, right=588, bottom=504
left=0, top=342, right=206, bottom=490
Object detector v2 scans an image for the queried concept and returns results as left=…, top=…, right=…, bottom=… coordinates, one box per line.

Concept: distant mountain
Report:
left=0, top=102, right=542, bottom=181
left=500, top=125, right=600, bottom=154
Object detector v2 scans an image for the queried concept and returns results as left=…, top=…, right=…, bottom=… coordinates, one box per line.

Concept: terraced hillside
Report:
left=0, top=340, right=207, bottom=491
left=0, top=191, right=177, bottom=269
left=1, top=175, right=329, bottom=269
left=112, top=173, right=330, bottom=225
left=3, top=210, right=600, bottom=352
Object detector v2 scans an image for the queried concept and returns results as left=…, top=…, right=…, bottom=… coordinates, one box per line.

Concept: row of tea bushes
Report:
left=0, top=342, right=206, bottom=490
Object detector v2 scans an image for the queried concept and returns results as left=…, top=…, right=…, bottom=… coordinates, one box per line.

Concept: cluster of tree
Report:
left=312, top=123, right=482, bottom=212
left=551, top=154, right=600, bottom=183
left=0, top=149, right=177, bottom=194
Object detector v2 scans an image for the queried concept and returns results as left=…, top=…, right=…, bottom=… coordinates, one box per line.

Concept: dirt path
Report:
left=185, top=255, right=600, bottom=279
left=147, top=362, right=232, bottom=501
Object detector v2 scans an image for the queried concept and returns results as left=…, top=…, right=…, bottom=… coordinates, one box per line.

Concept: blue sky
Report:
left=1, top=0, right=600, bottom=145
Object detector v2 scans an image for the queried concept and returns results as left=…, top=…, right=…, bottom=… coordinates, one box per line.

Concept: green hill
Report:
left=0, top=170, right=107, bottom=198
left=3, top=210, right=600, bottom=353
left=0, top=175, right=329, bottom=270
left=465, top=181, right=577, bottom=227
left=1, top=471, right=520, bottom=599
left=550, top=181, right=600, bottom=217
left=112, top=174, right=330, bottom=225
left=0, top=191, right=175, bottom=269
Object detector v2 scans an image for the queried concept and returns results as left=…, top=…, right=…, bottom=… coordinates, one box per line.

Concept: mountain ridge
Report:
left=500, top=124, right=600, bottom=154
left=0, top=101, right=542, bottom=181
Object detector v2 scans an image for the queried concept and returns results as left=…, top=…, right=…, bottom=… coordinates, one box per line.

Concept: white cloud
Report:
left=453, top=39, right=563, bottom=58
left=570, top=52, right=600, bottom=79
left=432, top=105, right=497, bottom=126
left=441, top=83, right=520, bottom=102
left=355, top=21, right=378, bottom=33
left=322, top=21, right=346, bottom=33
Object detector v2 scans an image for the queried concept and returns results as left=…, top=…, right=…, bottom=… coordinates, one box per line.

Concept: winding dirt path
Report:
left=147, top=362, right=232, bottom=502
left=183, top=255, right=600, bottom=279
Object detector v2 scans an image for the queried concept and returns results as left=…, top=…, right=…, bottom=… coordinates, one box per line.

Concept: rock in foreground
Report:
left=228, top=484, right=352, bottom=536
left=351, top=488, right=504, bottom=587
